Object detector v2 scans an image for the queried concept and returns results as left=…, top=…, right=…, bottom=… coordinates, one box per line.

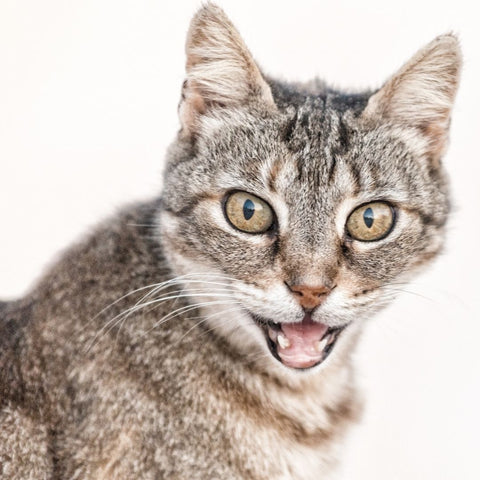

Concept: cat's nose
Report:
left=287, top=283, right=333, bottom=310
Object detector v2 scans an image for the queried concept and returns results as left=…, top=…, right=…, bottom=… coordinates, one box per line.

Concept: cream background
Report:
left=1, top=1, right=479, bottom=478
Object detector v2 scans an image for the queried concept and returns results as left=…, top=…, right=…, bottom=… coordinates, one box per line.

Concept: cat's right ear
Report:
left=362, top=34, right=462, bottom=165
left=179, top=3, right=276, bottom=138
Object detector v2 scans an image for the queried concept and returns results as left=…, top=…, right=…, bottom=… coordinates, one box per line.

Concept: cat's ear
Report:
left=179, top=3, right=276, bottom=137
left=362, top=34, right=462, bottom=163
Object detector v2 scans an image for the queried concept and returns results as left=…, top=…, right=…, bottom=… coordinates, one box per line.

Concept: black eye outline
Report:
left=222, top=190, right=278, bottom=236
left=345, top=201, right=396, bottom=242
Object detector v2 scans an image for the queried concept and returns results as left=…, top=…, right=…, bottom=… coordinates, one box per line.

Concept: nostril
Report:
left=284, top=281, right=302, bottom=295
left=291, top=285, right=331, bottom=297
left=286, top=283, right=334, bottom=309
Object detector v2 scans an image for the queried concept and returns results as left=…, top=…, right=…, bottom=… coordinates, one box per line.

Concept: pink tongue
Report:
left=278, top=317, right=329, bottom=369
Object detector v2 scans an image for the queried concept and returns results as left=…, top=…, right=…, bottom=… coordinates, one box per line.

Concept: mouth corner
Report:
left=250, top=312, right=349, bottom=371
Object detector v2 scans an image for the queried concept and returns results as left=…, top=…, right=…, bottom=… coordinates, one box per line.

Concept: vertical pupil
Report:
left=363, top=207, right=374, bottom=228
left=243, top=199, right=255, bottom=220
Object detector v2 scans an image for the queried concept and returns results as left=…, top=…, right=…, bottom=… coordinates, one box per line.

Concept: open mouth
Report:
left=251, top=312, right=347, bottom=370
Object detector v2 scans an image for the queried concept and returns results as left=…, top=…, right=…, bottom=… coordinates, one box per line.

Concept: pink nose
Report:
left=288, top=284, right=332, bottom=310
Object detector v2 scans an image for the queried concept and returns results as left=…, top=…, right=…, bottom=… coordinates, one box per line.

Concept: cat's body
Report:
left=0, top=202, right=358, bottom=479
left=0, top=4, right=460, bottom=479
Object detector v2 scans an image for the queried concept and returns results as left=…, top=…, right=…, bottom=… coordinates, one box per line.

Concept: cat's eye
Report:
left=224, top=191, right=274, bottom=234
left=346, top=202, right=395, bottom=242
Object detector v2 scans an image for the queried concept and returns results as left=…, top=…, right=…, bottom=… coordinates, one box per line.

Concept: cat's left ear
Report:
left=362, top=34, right=462, bottom=164
left=179, top=3, right=276, bottom=138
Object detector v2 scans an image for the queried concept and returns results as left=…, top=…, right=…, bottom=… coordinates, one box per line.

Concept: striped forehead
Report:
left=262, top=145, right=356, bottom=212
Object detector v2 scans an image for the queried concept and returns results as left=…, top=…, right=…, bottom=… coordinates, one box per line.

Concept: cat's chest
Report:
left=66, top=373, right=343, bottom=480
left=64, top=332, right=352, bottom=479
left=241, top=429, right=337, bottom=480
left=226, top=398, right=341, bottom=480
left=89, top=416, right=337, bottom=480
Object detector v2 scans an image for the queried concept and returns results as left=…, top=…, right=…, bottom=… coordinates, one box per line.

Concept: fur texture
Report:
left=0, top=4, right=461, bottom=479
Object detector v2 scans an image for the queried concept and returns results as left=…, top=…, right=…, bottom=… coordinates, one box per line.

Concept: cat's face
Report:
left=159, top=5, right=460, bottom=374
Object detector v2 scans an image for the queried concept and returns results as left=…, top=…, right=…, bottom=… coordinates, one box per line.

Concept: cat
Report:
left=0, top=3, right=461, bottom=479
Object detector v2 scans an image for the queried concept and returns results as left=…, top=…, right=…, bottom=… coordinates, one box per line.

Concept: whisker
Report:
left=380, top=286, right=435, bottom=302
left=127, top=288, right=238, bottom=319
left=174, top=306, right=242, bottom=345
left=88, top=283, right=171, bottom=323
left=142, top=300, right=241, bottom=337
left=87, top=290, right=238, bottom=352
left=112, top=287, right=236, bottom=344
left=126, top=223, right=159, bottom=228
left=83, top=271, right=243, bottom=353
left=87, top=272, right=236, bottom=326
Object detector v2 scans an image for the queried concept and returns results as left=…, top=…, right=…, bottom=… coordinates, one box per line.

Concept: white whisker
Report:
left=380, top=286, right=435, bottom=302
left=174, top=306, right=242, bottom=345
left=86, top=290, right=238, bottom=352
left=142, top=300, right=241, bottom=336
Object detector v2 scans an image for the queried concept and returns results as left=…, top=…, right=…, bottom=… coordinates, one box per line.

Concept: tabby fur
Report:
left=0, top=4, right=461, bottom=479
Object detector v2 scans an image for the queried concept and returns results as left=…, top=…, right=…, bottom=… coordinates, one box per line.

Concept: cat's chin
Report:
left=249, top=311, right=349, bottom=370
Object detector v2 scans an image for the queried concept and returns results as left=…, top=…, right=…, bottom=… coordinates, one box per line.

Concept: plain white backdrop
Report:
left=1, top=1, right=479, bottom=478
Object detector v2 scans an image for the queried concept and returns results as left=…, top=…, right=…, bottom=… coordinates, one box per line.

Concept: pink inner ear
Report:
left=180, top=3, right=276, bottom=137
left=362, top=35, right=461, bottom=155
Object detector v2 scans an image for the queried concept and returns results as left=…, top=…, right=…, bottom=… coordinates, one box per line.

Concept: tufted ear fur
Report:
left=362, top=34, right=462, bottom=164
left=179, top=3, right=276, bottom=137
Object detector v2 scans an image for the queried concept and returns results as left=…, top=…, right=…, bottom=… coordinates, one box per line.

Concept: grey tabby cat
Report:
left=0, top=3, right=461, bottom=479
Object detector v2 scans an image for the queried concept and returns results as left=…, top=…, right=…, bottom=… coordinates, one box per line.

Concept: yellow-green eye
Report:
left=225, top=191, right=274, bottom=234
left=346, top=202, right=395, bottom=242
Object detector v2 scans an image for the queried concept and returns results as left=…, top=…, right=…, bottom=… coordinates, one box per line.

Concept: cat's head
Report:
left=159, top=4, right=461, bottom=375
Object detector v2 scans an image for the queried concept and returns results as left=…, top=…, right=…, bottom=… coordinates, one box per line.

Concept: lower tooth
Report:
left=268, top=328, right=278, bottom=342
left=315, top=337, right=328, bottom=353
left=277, top=334, right=290, bottom=349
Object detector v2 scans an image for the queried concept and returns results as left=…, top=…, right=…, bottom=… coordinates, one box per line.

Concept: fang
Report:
left=314, top=337, right=328, bottom=353
left=327, top=333, right=336, bottom=345
left=277, top=334, right=290, bottom=349
left=268, top=328, right=278, bottom=342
